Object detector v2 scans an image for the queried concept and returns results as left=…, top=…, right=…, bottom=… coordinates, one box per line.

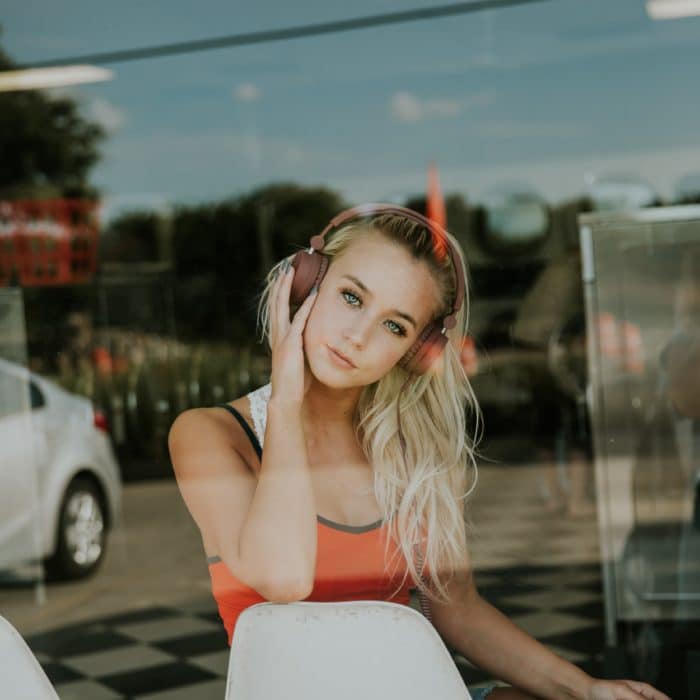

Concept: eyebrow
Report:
left=341, top=274, right=417, bottom=329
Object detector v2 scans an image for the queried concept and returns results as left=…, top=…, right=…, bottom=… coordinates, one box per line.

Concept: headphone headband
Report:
left=308, top=203, right=465, bottom=330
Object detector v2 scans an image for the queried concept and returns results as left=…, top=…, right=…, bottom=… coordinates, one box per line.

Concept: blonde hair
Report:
left=257, top=213, right=482, bottom=602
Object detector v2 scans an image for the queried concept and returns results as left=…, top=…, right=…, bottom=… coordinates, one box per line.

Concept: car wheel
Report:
left=44, top=477, right=107, bottom=580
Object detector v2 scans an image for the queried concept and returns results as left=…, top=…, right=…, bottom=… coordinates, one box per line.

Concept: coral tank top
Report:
left=208, top=391, right=413, bottom=645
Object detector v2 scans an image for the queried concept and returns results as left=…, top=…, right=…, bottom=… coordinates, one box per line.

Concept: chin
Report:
left=306, top=356, right=356, bottom=389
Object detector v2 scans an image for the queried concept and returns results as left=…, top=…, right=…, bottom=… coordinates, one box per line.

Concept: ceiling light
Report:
left=646, top=0, right=700, bottom=19
left=0, top=65, right=113, bottom=92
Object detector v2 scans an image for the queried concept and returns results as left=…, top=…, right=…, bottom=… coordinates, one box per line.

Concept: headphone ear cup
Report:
left=290, top=250, right=329, bottom=306
left=399, top=322, right=448, bottom=374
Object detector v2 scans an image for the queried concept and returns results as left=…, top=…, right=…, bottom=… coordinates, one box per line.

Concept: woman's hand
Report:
left=269, top=258, right=318, bottom=406
left=586, top=678, right=671, bottom=700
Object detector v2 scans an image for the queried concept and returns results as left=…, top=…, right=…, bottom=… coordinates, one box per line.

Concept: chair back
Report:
left=0, top=616, right=59, bottom=700
left=226, top=601, right=471, bottom=700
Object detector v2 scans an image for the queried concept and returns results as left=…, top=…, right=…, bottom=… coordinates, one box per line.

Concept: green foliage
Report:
left=244, top=182, right=346, bottom=257
left=169, top=183, right=345, bottom=342
left=101, top=211, right=161, bottom=262
left=0, top=45, right=104, bottom=198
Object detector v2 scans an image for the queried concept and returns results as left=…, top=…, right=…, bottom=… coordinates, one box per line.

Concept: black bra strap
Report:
left=216, top=404, right=262, bottom=459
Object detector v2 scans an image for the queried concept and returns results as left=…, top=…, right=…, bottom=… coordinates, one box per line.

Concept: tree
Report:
left=168, top=183, right=345, bottom=342
left=0, top=42, right=105, bottom=199
left=101, top=212, right=162, bottom=263
left=243, top=182, right=345, bottom=262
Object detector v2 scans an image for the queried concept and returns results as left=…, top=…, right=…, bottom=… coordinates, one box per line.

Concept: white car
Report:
left=0, top=358, right=121, bottom=579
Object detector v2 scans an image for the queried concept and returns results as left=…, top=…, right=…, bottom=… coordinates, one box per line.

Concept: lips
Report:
left=327, top=345, right=357, bottom=368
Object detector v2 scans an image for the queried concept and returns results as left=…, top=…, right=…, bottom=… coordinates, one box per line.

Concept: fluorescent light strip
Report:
left=0, top=65, right=113, bottom=92
left=647, top=0, right=700, bottom=19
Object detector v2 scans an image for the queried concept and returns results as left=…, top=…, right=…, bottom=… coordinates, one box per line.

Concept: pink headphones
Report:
left=290, top=203, right=466, bottom=375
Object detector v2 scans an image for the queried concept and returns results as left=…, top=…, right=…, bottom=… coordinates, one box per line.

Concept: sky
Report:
left=3, top=0, right=700, bottom=218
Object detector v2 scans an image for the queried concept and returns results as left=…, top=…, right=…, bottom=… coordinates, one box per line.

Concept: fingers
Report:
left=622, top=681, right=671, bottom=700
left=290, top=284, right=318, bottom=334
left=270, top=259, right=293, bottom=343
left=612, top=686, right=646, bottom=700
left=276, top=260, right=295, bottom=334
left=268, top=265, right=281, bottom=344
left=270, top=257, right=316, bottom=344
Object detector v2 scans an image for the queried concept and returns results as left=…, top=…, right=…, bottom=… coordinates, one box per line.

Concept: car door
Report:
left=0, top=367, right=44, bottom=568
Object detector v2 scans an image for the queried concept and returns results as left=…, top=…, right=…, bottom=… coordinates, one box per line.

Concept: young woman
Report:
left=169, top=205, right=668, bottom=700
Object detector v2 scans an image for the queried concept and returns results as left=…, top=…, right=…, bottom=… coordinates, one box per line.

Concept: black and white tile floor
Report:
left=24, top=560, right=605, bottom=699
left=22, top=464, right=607, bottom=698
left=27, top=601, right=229, bottom=699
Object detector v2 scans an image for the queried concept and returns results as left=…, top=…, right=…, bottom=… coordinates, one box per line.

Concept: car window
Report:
left=0, top=369, right=29, bottom=419
left=29, top=381, right=45, bottom=410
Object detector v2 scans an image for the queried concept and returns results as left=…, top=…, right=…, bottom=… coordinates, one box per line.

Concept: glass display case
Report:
left=580, top=207, right=700, bottom=694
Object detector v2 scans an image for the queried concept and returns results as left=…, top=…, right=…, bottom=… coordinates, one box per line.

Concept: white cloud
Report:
left=390, top=90, right=493, bottom=123
left=87, top=98, right=127, bottom=132
left=234, top=83, right=262, bottom=102
left=391, top=92, right=423, bottom=122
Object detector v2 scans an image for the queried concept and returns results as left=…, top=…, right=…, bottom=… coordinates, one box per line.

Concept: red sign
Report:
left=0, top=199, right=99, bottom=287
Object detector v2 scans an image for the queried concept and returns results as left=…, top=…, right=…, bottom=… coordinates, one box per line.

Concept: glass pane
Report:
left=0, top=289, right=43, bottom=574
left=5, top=0, right=700, bottom=697
left=582, top=209, right=700, bottom=627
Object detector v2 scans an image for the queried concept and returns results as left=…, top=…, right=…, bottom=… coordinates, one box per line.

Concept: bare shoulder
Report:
left=167, top=396, right=261, bottom=562
left=170, top=396, right=252, bottom=437
left=168, top=394, right=260, bottom=477
left=227, top=395, right=255, bottom=429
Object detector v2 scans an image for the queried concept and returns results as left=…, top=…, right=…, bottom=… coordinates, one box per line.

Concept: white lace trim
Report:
left=247, top=383, right=271, bottom=448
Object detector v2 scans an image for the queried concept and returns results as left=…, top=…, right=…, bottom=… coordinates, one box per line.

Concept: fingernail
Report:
left=285, top=259, right=292, bottom=272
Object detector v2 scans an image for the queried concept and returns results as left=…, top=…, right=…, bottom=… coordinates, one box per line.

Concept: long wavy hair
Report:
left=257, top=213, right=482, bottom=602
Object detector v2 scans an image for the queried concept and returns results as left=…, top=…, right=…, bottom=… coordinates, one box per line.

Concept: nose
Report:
left=342, top=319, right=372, bottom=349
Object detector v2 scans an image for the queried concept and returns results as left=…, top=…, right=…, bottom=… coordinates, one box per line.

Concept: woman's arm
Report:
left=170, top=262, right=320, bottom=602
left=431, top=571, right=591, bottom=699
left=238, top=396, right=317, bottom=593
left=169, top=400, right=317, bottom=602
left=430, top=572, right=670, bottom=700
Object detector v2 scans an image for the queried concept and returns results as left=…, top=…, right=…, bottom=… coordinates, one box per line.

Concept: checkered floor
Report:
left=27, top=601, right=229, bottom=700
left=24, top=561, right=605, bottom=699
left=6, top=462, right=610, bottom=698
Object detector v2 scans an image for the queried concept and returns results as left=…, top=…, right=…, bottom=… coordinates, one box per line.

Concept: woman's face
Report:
left=302, top=234, right=443, bottom=388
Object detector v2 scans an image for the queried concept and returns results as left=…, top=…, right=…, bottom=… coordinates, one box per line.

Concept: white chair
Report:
left=0, top=616, right=59, bottom=700
left=226, top=600, right=472, bottom=700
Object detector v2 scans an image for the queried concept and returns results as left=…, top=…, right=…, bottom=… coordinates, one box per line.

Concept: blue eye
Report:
left=342, top=290, right=361, bottom=306
left=340, top=288, right=407, bottom=337
left=386, top=320, right=406, bottom=336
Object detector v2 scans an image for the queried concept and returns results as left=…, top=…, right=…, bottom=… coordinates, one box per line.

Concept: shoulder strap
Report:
left=216, top=404, right=262, bottom=459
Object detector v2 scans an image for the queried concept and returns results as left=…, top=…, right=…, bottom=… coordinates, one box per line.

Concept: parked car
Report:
left=0, top=358, right=121, bottom=579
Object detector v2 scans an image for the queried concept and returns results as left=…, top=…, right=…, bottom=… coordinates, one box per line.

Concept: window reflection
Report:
left=2, top=0, right=700, bottom=697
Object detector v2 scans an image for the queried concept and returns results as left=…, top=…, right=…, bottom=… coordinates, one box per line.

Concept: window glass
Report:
left=1, top=2, right=699, bottom=698
left=28, top=381, right=45, bottom=410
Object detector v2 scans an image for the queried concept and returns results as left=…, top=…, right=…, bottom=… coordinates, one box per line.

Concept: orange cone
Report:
left=426, top=162, right=448, bottom=262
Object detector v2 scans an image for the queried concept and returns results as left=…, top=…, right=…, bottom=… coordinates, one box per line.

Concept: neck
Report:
left=301, top=375, right=363, bottom=433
